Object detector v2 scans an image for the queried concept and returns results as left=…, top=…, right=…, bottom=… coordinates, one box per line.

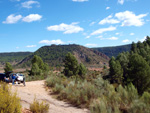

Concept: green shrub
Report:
left=30, top=98, right=49, bottom=113
left=128, top=92, right=150, bottom=113
left=46, top=72, right=150, bottom=113
left=45, top=74, right=62, bottom=87
left=4, top=62, right=13, bottom=73
left=90, top=98, right=111, bottom=113
left=53, top=83, right=65, bottom=94
left=141, top=92, right=150, bottom=104
left=90, top=82, right=149, bottom=113
left=59, top=80, right=102, bottom=107
left=0, top=82, right=22, bottom=113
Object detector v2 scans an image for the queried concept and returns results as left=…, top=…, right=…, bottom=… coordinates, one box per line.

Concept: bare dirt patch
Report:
left=11, top=80, right=89, bottom=113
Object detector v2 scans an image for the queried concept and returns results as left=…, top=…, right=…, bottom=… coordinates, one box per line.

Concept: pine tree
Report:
left=109, top=56, right=116, bottom=76
left=116, top=52, right=129, bottom=85
left=109, top=57, right=123, bottom=84
left=32, top=55, right=44, bottom=70
left=131, top=42, right=137, bottom=53
left=78, top=63, right=87, bottom=78
left=146, top=36, right=150, bottom=46
left=63, top=52, right=79, bottom=77
left=30, top=55, right=49, bottom=76
left=30, top=63, right=41, bottom=76
left=128, top=53, right=150, bottom=94
left=4, top=62, right=13, bottom=73
left=43, top=63, right=49, bottom=76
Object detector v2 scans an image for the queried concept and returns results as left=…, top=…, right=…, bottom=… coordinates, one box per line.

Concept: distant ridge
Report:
left=0, top=44, right=132, bottom=67
left=18, top=44, right=110, bottom=68
left=92, top=44, right=131, bottom=58
left=0, top=52, right=32, bottom=66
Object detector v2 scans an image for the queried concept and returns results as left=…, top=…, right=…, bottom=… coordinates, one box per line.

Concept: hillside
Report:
left=93, top=44, right=131, bottom=58
left=0, top=52, right=32, bottom=66
left=18, top=44, right=109, bottom=68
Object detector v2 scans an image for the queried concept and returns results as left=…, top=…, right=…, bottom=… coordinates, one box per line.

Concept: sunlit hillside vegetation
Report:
left=0, top=52, right=32, bottom=66
left=18, top=44, right=109, bottom=68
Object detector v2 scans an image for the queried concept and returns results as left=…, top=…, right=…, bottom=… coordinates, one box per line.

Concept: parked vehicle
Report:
left=9, top=73, right=26, bottom=86
left=0, top=73, right=10, bottom=83
left=0, top=73, right=6, bottom=81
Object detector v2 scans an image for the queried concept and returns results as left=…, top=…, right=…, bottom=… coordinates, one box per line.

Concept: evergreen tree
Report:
left=30, top=55, right=49, bottom=76
left=109, top=36, right=150, bottom=95
left=128, top=53, right=150, bottom=94
left=131, top=42, right=137, bottom=53
left=30, top=63, right=41, bottom=76
left=63, top=52, right=79, bottom=77
left=145, top=36, right=150, bottom=46
left=116, top=52, right=129, bottom=85
left=78, top=63, right=87, bottom=78
left=43, top=63, right=49, bottom=76
left=32, top=55, right=44, bottom=70
left=4, top=62, right=13, bottom=73
left=109, top=57, right=123, bottom=84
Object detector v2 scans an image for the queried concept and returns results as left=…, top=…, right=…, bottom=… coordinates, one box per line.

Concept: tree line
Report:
left=109, top=36, right=150, bottom=94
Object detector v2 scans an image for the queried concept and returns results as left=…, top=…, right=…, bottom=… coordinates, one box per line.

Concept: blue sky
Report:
left=0, top=0, right=150, bottom=52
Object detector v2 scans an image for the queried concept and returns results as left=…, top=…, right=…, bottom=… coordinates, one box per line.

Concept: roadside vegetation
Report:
left=46, top=72, right=150, bottom=113
left=0, top=82, right=50, bottom=113
left=30, top=98, right=49, bottom=113
left=0, top=82, right=22, bottom=113
left=46, top=38, right=150, bottom=113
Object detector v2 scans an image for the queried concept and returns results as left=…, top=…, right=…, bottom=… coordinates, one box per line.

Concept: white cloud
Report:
left=99, top=15, right=120, bottom=25
left=82, top=33, right=87, bottom=36
left=96, top=35, right=103, bottom=39
left=118, top=0, right=138, bottom=5
left=85, top=43, right=98, bottom=47
left=90, top=22, right=96, bottom=26
left=85, top=36, right=90, bottom=39
left=72, top=0, right=88, bottom=2
left=98, top=11, right=147, bottom=27
left=91, top=26, right=116, bottom=35
left=47, top=22, right=84, bottom=34
left=21, top=0, right=40, bottom=9
left=3, top=14, right=22, bottom=24
left=116, top=32, right=120, bottom=35
left=106, top=7, right=110, bottom=10
left=107, top=37, right=118, bottom=40
left=140, top=36, right=146, bottom=42
left=16, top=47, right=19, bottom=49
left=115, top=11, right=147, bottom=26
left=39, top=39, right=64, bottom=45
left=118, top=0, right=124, bottom=5
left=97, top=36, right=118, bottom=40
left=122, top=39, right=130, bottom=43
left=26, top=45, right=37, bottom=48
left=22, top=14, right=42, bottom=22
left=130, top=33, right=134, bottom=35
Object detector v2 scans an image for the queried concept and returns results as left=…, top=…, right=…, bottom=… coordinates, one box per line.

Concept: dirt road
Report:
left=11, top=80, right=89, bottom=113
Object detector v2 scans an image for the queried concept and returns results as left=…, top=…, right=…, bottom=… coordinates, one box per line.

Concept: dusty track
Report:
left=11, top=80, right=89, bottom=113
